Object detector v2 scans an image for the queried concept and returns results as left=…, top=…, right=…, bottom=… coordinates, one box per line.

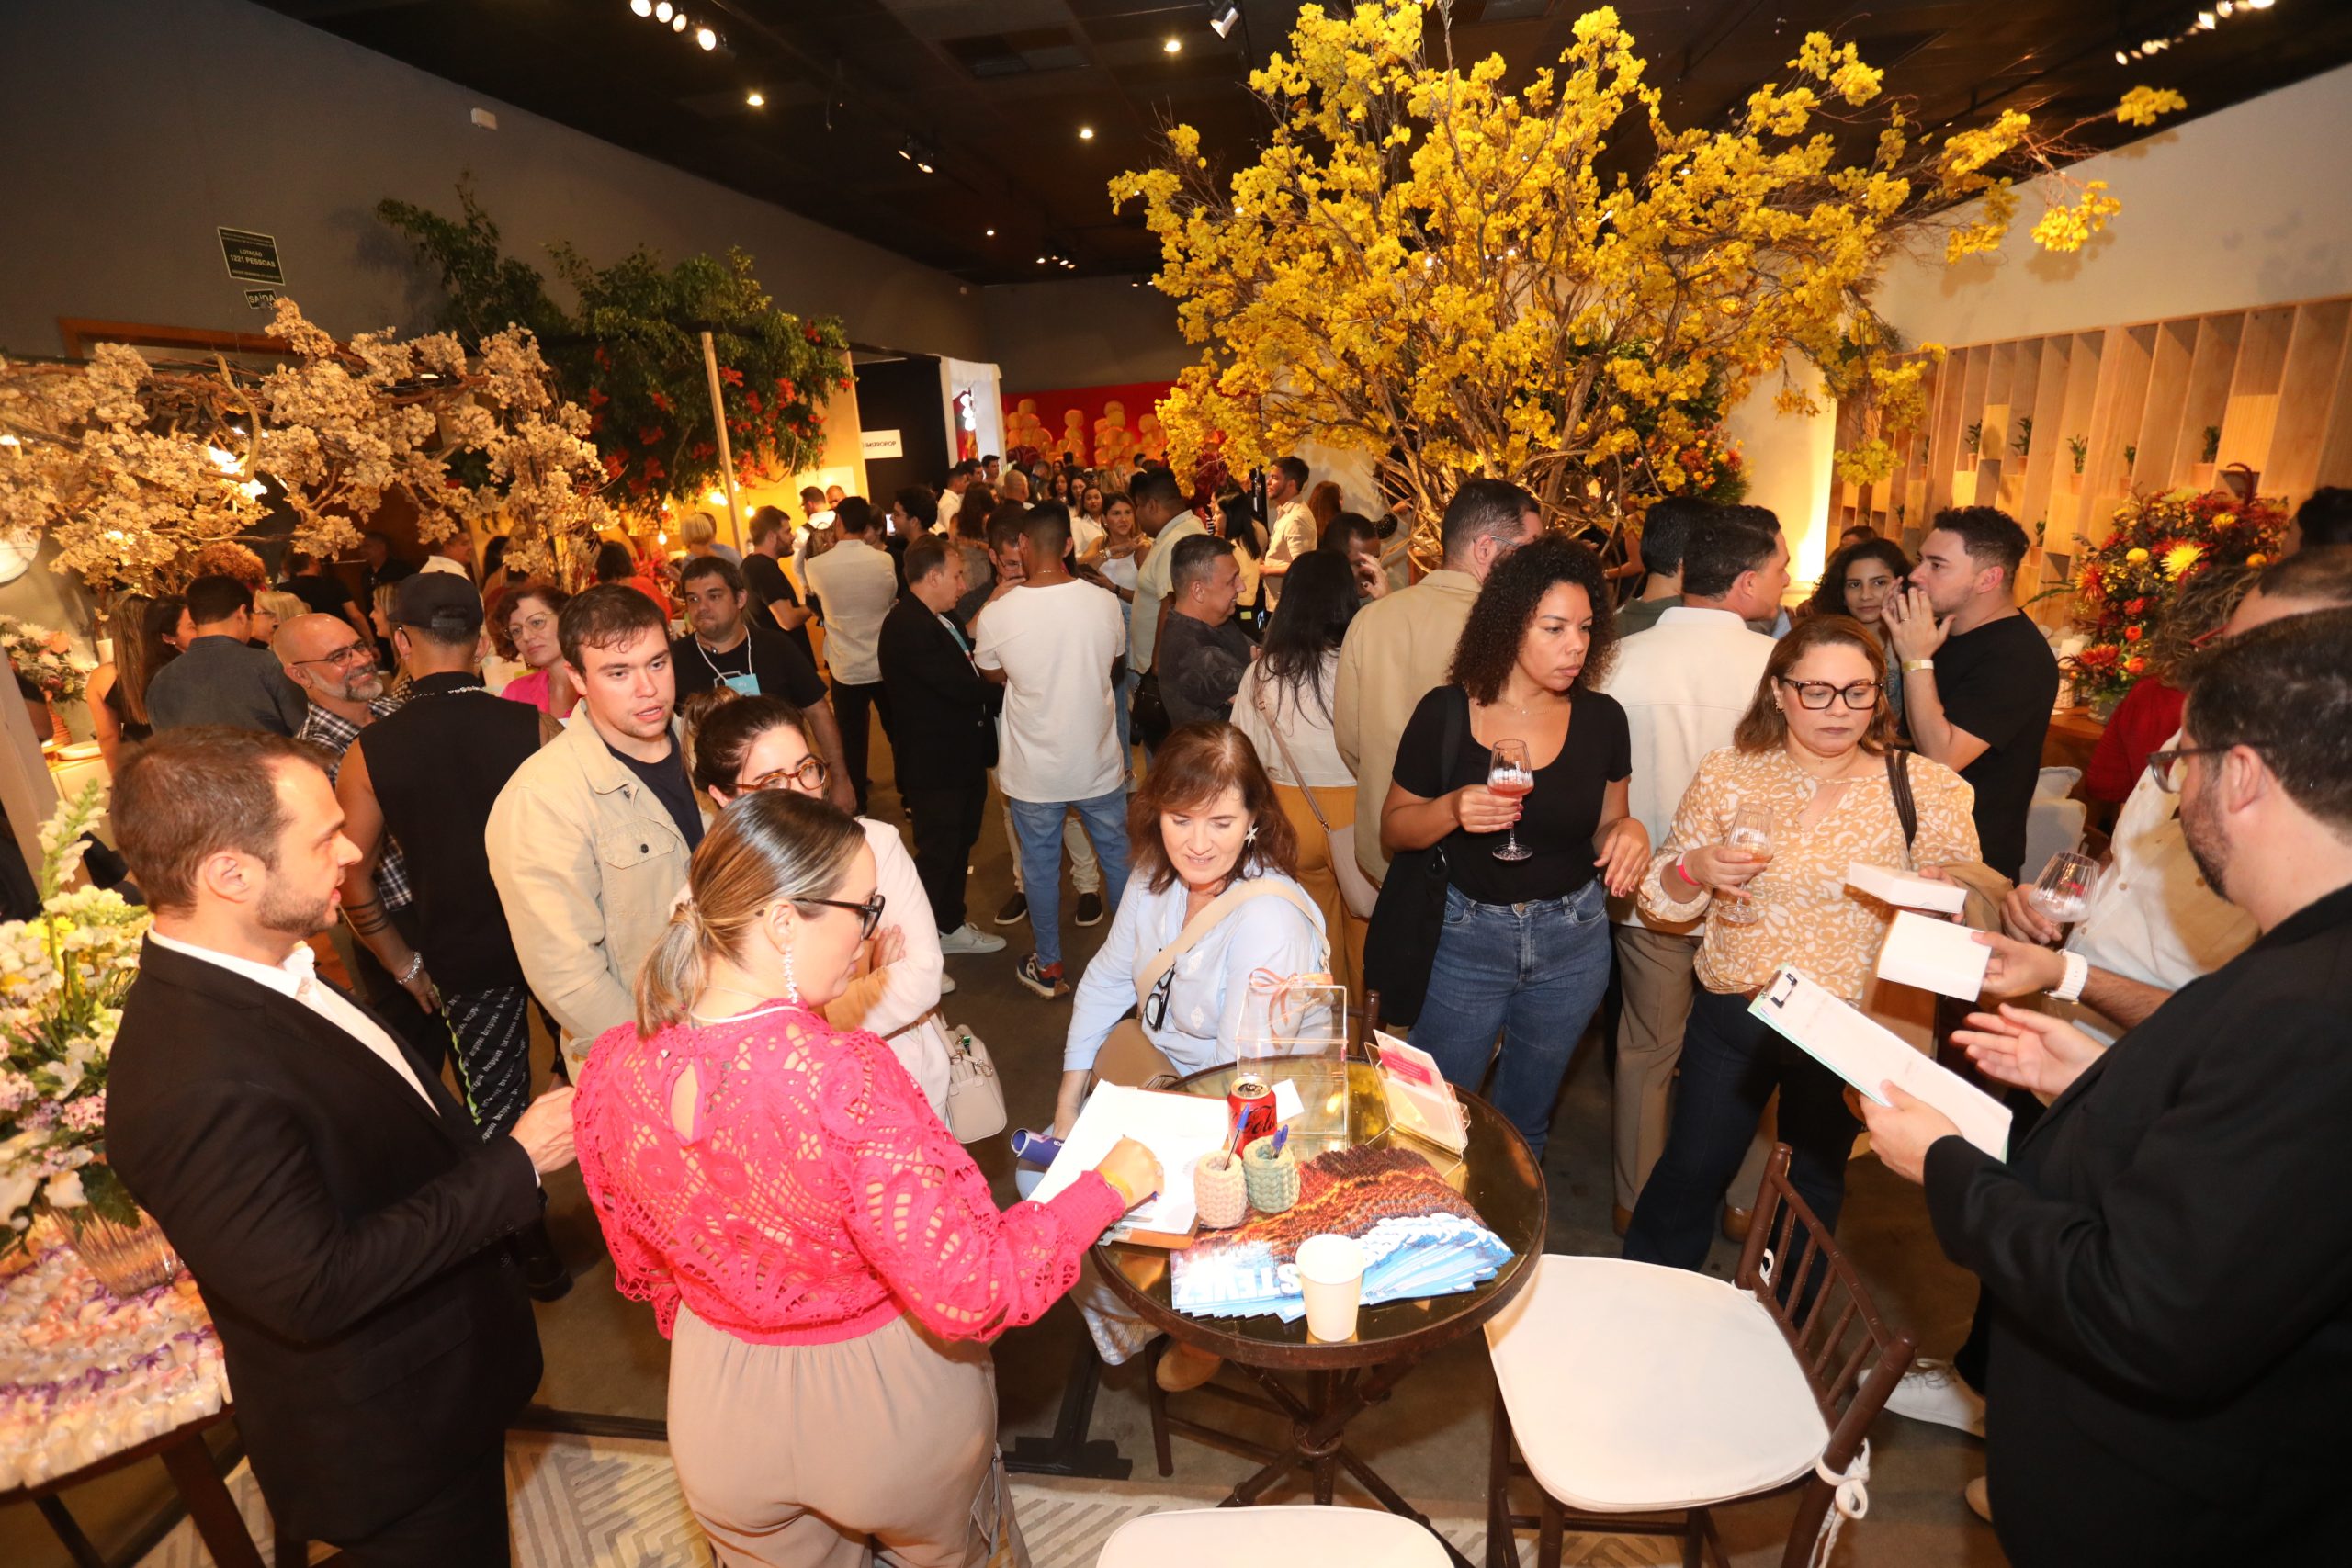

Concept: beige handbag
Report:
left=942, top=1021, right=1008, bottom=1143
left=1252, top=680, right=1381, bottom=920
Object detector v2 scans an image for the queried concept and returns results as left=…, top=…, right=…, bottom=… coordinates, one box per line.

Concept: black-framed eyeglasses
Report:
left=2143, top=745, right=2237, bottom=794
left=1142, top=967, right=1176, bottom=1031
left=1777, top=677, right=1883, bottom=711
left=293, top=643, right=377, bottom=670
left=795, top=891, right=886, bottom=940
left=741, top=756, right=831, bottom=794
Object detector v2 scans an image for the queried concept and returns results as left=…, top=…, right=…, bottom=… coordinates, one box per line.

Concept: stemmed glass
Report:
left=1718, top=805, right=1775, bottom=926
left=2028, top=852, right=2098, bottom=946
left=1487, top=740, right=1536, bottom=863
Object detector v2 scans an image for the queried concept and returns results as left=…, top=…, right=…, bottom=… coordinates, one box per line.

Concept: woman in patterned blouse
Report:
left=1623, top=615, right=1980, bottom=1269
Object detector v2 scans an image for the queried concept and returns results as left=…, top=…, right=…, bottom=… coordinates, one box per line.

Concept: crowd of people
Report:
left=60, top=458, right=2352, bottom=1567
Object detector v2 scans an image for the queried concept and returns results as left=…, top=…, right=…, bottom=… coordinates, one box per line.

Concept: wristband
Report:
left=1100, top=1169, right=1136, bottom=1209
left=398, top=953, right=424, bottom=985
left=2047, top=950, right=2089, bottom=1004
left=1902, top=658, right=1936, bottom=674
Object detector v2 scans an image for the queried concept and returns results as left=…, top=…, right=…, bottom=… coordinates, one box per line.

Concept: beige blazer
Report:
left=1331, top=569, right=1479, bottom=884
left=485, top=716, right=695, bottom=1059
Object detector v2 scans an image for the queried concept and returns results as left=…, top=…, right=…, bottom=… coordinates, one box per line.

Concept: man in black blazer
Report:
left=104, top=727, right=577, bottom=1564
left=880, top=535, right=1004, bottom=955
left=1861, top=609, right=2352, bottom=1565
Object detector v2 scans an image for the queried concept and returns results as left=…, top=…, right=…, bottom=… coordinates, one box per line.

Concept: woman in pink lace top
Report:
left=575, top=789, right=1158, bottom=1567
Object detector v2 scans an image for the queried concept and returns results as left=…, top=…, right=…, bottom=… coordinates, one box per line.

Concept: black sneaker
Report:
left=994, top=890, right=1028, bottom=926
left=1075, top=890, right=1106, bottom=928
left=1016, top=955, right=1070, bottom=999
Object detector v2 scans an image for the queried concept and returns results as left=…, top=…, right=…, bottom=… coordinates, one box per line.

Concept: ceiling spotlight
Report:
left=745, top=90, right=764, bottom=107
left=2197, top=10, right=2217, bottom=26
left=985, top=227, right=996, bottom=237
left=1037, top=255, right=1049, bottom=265
left=672, top=13, right=688, bottom=33
left=1208, top=4, right=1242, bottom=40
left=915, top=159, right=934, bottom=175
left=2115, top=50, right=2130, bottom=63
left=631, top=0, right=652, bottom=17
left=654, top=1, right=673, bottom=19
left=2245, top=0, right=2273, bottom=9
left=1164, top=37, right=1183, bottom=54
left=695, top=25, right=717, bottom=50
left=1079, top=126, right=1095, bottom=141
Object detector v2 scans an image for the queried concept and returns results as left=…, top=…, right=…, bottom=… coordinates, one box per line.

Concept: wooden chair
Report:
left=1097, top=1504, right=1452, bottom=1566
left=1485, top=1146, right=1915, bottom=1568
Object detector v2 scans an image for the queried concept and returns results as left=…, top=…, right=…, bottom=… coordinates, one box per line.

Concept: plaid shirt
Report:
left=297, top=697, right=414, bottom=911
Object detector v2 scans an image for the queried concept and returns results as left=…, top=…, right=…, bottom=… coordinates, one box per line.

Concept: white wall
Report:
left=1736, top=61, right=2352, bottom=586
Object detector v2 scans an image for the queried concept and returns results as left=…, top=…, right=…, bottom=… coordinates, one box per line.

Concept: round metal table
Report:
left=1092, top=1061, right=1545, bottom=1564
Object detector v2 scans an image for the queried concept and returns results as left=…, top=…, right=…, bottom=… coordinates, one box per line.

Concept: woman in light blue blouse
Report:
left=1054, top=722, right=1329, bottom=1137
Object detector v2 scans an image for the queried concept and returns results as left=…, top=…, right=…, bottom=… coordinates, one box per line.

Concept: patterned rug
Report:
left=138, top=1430, right=1674, bottom=1567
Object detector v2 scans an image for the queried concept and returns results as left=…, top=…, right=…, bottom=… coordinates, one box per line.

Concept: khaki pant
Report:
left=1272, top=781, right=1368, bottom=1012
left=668, top=1306, right=1026, bottom=1568
left=1611, top=922, right=1701, bottom=1211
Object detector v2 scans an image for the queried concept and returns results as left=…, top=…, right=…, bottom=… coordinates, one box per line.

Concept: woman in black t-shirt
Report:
left=1382, top=536, right=1649, bottom=1157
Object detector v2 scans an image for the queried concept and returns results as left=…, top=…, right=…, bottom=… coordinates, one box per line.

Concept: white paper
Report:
left=1749, top=966, right=2011, bottom=1160
left=1031, top=1083, right=1235, bottom=1236
left=1847, top=862, right=1968, bottom=915
left=1875, top=908, right=1993, bottom=1000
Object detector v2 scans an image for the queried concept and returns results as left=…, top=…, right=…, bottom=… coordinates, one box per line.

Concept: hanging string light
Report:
left=2117, top=0, right=2276, bottom=64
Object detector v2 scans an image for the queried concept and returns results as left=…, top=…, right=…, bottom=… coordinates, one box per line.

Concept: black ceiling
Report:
left=259, top=1, right=2352, bottom=285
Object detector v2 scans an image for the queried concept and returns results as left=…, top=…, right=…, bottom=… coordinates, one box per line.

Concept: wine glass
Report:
left=1487, top=739, right=1536, bottom=863
left=2027, top=851, right=2098, bottom=946
left=1718, top=804, right=1774, bottom=926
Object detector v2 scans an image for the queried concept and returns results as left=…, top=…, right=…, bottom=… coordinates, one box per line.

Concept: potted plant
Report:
left=2066, top=434, right=2088, bottom=493
left=2012, top=416, right=2034, bottom=459
left=0, top=783, right=170, bottom=1296
left=2192, top=424, right=2222, bottom=489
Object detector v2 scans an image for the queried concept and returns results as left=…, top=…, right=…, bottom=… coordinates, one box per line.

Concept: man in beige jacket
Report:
left=1333, top=479, right=1544, bottom=885
left=488, top=586, right=702, bottom=1069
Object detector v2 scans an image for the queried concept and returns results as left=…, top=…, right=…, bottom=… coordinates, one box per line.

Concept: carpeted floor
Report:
left=134, top=1432, right=1680, bottom=1568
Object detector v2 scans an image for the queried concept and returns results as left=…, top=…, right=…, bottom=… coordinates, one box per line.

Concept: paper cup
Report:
left=1295, top=1233, right=1366, bottom=1342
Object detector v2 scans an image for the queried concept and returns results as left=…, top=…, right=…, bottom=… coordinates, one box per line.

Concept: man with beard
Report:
left=104, top=728, right=578, bottom=1563
left=1860, top=607, right=2352, bottom=1565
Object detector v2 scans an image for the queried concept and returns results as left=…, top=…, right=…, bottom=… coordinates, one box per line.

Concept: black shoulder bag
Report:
left=1361, top=686, right=1468, bottom=1027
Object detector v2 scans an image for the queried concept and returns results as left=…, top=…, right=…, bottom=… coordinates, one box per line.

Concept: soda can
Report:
left=1227, top=1074, right=1278, bottom=1152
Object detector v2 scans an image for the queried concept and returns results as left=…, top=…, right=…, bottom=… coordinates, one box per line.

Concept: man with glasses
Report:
left=1862, top=605, right=2352, bottom=1563
left=272, top=612, right=439, bottom=1071
left=1596, top=508, right=1784, bottom=1235
left=331, top=573, right=574, bottom=1300
left=1879, top=547, right=2352, bottom=1472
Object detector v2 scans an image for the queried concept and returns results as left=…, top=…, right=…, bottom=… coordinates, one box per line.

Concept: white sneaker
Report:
left=1880, top=1359, right=1986, bottom=1438
left=938, top=923, right=1007, bottom=955
left=939, top=973, right=957, bottom=994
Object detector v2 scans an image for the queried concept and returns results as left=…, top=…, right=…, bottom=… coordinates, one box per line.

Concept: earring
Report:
left=1244, top=825, right=1259, bottom=848
left=783, top=944, right=799, bottom=1006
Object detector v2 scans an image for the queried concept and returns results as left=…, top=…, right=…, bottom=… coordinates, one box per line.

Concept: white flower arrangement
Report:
left=0, top=781, right=148, bottom=1251
left=0, top=615, right=89, bottom=705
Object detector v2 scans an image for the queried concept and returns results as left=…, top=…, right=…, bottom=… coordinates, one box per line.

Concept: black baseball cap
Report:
left=393, top=571, right=485, bottom=636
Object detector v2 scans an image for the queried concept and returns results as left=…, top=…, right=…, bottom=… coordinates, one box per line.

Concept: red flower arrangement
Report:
left=2066, top=488, right=2286, bottom=710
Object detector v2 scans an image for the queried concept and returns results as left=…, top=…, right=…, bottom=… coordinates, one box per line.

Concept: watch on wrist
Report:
left=1902, top=658, right=1936, bottom=674
left=2047, top=950, right=2089, bottom=1004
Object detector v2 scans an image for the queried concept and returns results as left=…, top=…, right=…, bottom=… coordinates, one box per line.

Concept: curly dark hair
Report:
left=1446, top=534, right=1617, bottom=703
left=1811, top=537, right=1913, bottom=618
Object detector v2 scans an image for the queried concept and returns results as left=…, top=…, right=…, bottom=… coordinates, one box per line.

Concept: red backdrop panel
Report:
left=1001, top=381, right=1175, bottom=468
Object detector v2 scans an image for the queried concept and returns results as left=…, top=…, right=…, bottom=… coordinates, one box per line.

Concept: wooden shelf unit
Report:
left=1830, top=293, right=2352, bottom=626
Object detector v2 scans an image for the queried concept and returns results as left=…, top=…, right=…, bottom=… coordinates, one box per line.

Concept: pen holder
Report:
left=1193, top=1152, right=1249, bottom=1229
left=1243, top=1139, right=1300, bottom=1213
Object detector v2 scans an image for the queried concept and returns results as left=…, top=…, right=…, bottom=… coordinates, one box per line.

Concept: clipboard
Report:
left=1749, top=965, right=2012, bottom=1160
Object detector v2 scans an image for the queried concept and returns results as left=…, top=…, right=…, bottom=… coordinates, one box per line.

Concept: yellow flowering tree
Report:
left=1116, top=2, right=2179, bottom=552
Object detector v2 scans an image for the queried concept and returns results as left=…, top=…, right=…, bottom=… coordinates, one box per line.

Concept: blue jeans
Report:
left=1409, top=879, right=1611, bottom=1160
left=1622, top=987, right=1860, bottom=1270
left=1009, top=787, right=1131, bottom=971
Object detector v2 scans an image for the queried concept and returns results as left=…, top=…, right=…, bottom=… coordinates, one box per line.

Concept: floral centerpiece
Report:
left=1647, top=430, right=1749, bottom=507
left=1, top=782, right=149, bottom=1257
left=2066, top=489, right=2287, bottom=712
left=0, top=615, right=88, bottom=706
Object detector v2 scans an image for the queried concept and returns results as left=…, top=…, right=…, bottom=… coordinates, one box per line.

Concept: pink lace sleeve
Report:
left=816, top=1031, right=1125, bottom=1342
left=573, top=1029, right=684, bottom=1337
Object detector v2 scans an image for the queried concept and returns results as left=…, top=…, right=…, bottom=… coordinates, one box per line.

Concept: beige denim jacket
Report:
left=486, top=716, right=696, bottom=1059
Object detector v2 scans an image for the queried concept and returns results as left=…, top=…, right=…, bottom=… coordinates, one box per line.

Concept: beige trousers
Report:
left=668, top=1306, right=1026, bottom=1568
left=1611, top=922, right=1701, bottom=1211
left=1272, top=781, right=1368, bottom=1010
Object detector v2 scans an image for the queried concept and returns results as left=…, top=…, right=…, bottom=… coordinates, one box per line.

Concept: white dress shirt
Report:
left=803, top=536, right=899, bottom=685
left=2061, top=728, right=2258, bottom=1043
left=147, top=931, right=437, bottom=1111
left=1597, top=605, right=1778, bottom=927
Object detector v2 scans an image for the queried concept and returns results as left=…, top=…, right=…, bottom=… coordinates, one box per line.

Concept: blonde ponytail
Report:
left=632, top=791, right=866, bottom=1035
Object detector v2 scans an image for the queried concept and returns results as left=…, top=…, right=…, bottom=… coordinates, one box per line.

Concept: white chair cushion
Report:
left=1485, top=1255, right=1828, bottom=1513
left=1097, top=1506, right=1452, bottom=1567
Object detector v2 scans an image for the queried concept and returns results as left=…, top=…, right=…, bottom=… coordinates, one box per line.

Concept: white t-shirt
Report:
left=1072, top=512, right=1106, bottom=562
left=972, top=579, right=1127, bottom=803
left=938, top=488, right=963, bottom=533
